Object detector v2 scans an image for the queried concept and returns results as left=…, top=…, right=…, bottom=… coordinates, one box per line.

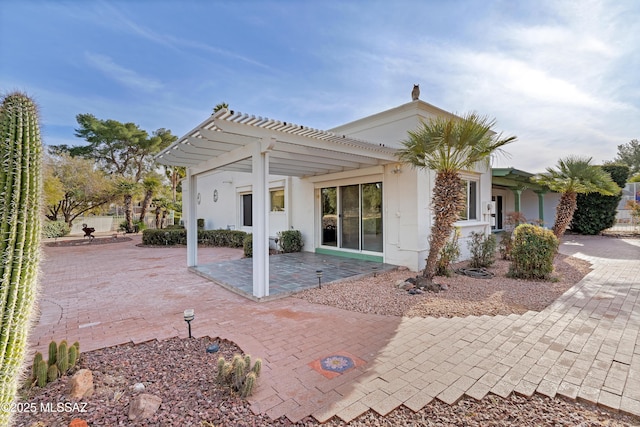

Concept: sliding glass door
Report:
left=320, top=182, right=382, bottom=253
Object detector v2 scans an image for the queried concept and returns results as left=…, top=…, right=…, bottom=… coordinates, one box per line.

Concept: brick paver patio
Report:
left=29, top=234, right=640, bottom=423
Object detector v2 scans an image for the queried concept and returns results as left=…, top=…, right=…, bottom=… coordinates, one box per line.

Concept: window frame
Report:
left=459, top=177, right=479, bottom=221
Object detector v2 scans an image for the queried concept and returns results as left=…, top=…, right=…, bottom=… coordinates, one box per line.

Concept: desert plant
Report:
left=277, top=230, right=303, bottom=253
left=508, top=224, right=558, bottom=280
left=31, top=352, right=43, bottom=381
left=57, top=340, right=69, bottom=374
left=0, top=92, right=44, bottom=423
left=467, top=231, right=497, bottom=268
left=47, top=341, right=57, bottom=366
left=36, top=360, right=48, bottom=388
left=533, top=156, right=618, bottom=238
left=396, top=112, right=516, bottom=282
left=68, top=345, right=78, bottom=369
left=47, top=364, right=59, bottom=383
left=435, top=228, right=460, bottom=276
left=216, top=353, right=262, bottom=397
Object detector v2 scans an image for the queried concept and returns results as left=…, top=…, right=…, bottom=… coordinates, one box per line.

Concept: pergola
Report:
left=156, top=109, right=398, bottom=298
left=492, top=168, right=550, bottom=221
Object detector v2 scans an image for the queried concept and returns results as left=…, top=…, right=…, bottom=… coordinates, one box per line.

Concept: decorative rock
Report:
left=132, top=382, right=145, bottom=393
left=68, top=419, right=88, bottom=427
left=405, top=277, right=417, bottom=285
left=68, top=369, right=94, bottom=399
left=128, top=393, right=162, bottom=421
left=439, top=283, right=449, bottom=291
left=395, top=279, right=406, bottom=288
left=401, top=282, right=415, bottom=291
left=206, top=343, right=219, bottom=353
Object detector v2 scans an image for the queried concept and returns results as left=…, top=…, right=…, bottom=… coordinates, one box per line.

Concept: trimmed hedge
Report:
left=277, top=230, right=303, bottom=253
left=142, top=228, right=246, bottom=247
left=508, top=224, right=558, bottom=280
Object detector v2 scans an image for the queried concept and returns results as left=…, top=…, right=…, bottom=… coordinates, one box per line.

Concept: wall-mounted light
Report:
left=391, top=164, right=402, bottom=174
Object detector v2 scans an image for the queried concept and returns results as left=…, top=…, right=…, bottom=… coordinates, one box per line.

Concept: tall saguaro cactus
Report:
left=0, top=92, right=43, bottom=425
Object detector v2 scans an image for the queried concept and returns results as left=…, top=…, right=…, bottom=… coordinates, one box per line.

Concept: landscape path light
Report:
left=184, top=308, right=195, bottom=338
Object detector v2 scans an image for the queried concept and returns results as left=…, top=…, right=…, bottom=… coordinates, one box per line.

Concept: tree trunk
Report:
left=138, top=189, right=153, bottom=224
left=155, top=206, right=162, bottom=229
left=124, top=194, right=134, bottom=233
left=553, top=191, right=577, bottom=238
left=423, top=171, right=465, bottom=280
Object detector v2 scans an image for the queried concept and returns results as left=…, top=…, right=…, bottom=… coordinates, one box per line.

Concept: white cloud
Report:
left=84, top=53, right=163, bottom=93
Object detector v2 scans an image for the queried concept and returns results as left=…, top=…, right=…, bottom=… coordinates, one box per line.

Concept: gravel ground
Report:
left=295, top=254, right=591, bottom=318
left=13, top=253, right=640, bottom=426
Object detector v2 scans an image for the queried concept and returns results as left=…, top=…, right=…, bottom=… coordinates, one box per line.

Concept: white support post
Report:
left=186, top=168, right=198, bottom=267
left=252, top=140, right=272, bottom=298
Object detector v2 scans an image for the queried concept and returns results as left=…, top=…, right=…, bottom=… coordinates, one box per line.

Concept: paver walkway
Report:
left=30, top=234, right=640, bottom=423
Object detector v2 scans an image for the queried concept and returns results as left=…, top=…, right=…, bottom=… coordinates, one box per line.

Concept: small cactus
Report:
left=36, top=360, right=48, bottom=388
left=32, top=352, right=43, bottom=381
left=48, top=341, right=57, bottom=366
left=216, top=357, right=226, bottom=383
left=252, top=358, right=262, bottom=377
left=57, top=341, right=69, bottom=374
left=241, top=372, right=257, bottom=398
left=72, top=341, right=80, bottom=353
left=68, top=345, right=78, bottom=369
left=216, top=353, right=262, bottom=397
left=233, top=358, right=246, bottom=390
left=47, top=364, right=59, bottom=383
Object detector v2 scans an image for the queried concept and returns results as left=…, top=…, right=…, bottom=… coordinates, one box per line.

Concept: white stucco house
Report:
left=156, top=98, right=517, bottom=298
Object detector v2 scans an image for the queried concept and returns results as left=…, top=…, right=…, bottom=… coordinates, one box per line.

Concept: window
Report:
left=242, top=194, right=252, bottom=226
left=320, top=182, right=383, bottom=252
left=459, top=179, right=477, bottom=221
left=270, top=189, right=285, bottom=212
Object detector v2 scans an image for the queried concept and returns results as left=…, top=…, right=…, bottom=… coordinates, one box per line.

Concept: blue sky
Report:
left=2, top=0, right=639, bottom=172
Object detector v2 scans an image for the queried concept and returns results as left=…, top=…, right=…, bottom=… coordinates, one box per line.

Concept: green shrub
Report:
left=436, top=229, right=460, bottom=277
left=467, top=231, right=497, bottom=268
left=42, top=221, right=70, bottom=238
left=508, top=224, right=558, bottom=280
left=571, top=164, right=629, bottom=235
left=243, top=234, right=253, bottom=258
left=277, top=230, right=303, bottom=253
left=141, top=229, right=246, bottom=247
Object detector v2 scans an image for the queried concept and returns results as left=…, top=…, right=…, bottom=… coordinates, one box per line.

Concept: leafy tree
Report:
left=397, top=112, right=516, bottom=281
left=613, top=139, right=640, bottom=175
left=630, top=173, right=640, bottom=183
left=533, top=156, right=619, bottom=238
left=571, top=164, right=629, bottom=235
left=55, top=115, right=176, bottom=232
left=44, top=152, right=116, bottom=226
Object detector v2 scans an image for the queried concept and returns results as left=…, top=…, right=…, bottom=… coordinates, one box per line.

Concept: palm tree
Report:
left=532, top=156, right=619, bottom=238
left=397, top=112, right=516, bottom=281
left=138, top=174, right=162, bottom=224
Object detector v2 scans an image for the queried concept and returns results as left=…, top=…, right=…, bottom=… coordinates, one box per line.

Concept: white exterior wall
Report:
left=187, top=101, right=497, bottom=272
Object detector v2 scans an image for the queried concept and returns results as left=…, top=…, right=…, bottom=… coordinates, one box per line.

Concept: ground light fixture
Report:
left=316, top=270, right=323, bottom=289
left=184, top=308, right=195, bottom=338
